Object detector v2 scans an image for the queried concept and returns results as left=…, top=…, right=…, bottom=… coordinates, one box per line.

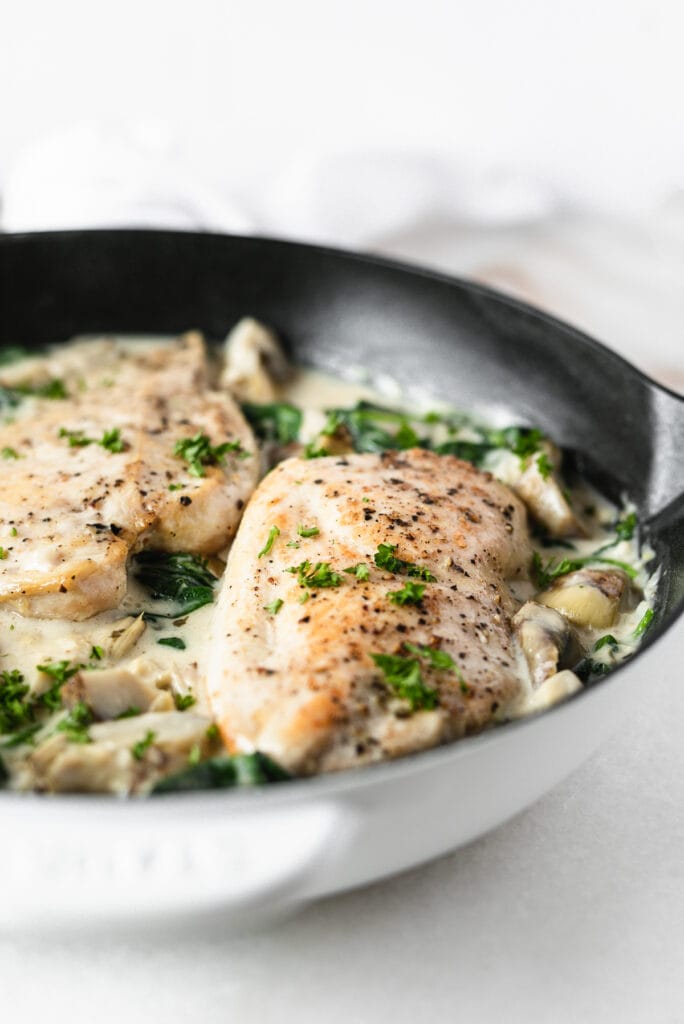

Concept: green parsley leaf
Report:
left=0, top=669, right=33, bottom=734
left=36, top=660, right=80, bottom=710
left=370, top=653, right=439, bottom=711
left=373, top=542, right=435, bottom=581
left=116, top=706, right=142, bottom=719
left=0, top=548, right=7, bottom=561
left=303, top=441, right=329, bottom=459
left=286, top=560, right=343, bottom=589
left=297, top=524, right=320, bottom=538
left=387, top=581, right=426, bottom=606
left=158, top=637, right=186, bottom=650
left=173, top=692, right=196, bottom=711
left=264, top=598, right=284, bottom=615
left=1, top=447, right=19, bottom=460
left=258, top=525, right=281, bottom=558
left=344, top=563, right=370, bottom=581
left=536, top=452, right=554, bottom=480
left=100, top=428, right=125, bottom=453
left=174, top=432, right=248, bottom=477
left=56, top=701, right=93, bottom=744
left=90, top=645, right=104, bottom=661
left=131, top=730, right=156, bottom=761
left=614, top=511, right=638, bottom=542
left=168, top=483, right=183, bottom=491
left=241, top=402, right=303, bottom=445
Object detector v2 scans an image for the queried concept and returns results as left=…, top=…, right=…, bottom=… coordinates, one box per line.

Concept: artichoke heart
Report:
left=537, top=568, right=629, bottom=628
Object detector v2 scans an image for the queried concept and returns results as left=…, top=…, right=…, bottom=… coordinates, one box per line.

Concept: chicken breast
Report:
left=0, top=333, right=258, bottom=619
left=207, top=448, right=533, bottom=774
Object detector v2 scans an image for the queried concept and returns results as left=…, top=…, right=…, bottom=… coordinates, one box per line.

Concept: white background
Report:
left=1, top=3, right=683, bottom=1021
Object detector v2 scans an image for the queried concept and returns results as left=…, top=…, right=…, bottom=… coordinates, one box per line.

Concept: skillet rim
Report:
left=0, top=227, right=682, bottom=808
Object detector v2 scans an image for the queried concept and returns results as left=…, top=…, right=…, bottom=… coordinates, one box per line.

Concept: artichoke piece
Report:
left=220, top=317, right=289, bottom=402
left=513, top=442, right=585, bottom=538
left=508, top=669, right=583, bottom=719
left=537, top=568, right=629, bottom=629
left=513, top=600, right=580, bottom=686
left=61, top=658, right=175, bottom=720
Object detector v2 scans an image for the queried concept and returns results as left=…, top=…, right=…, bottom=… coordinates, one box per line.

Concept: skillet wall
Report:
left=1, top=230, right=683, bottom=635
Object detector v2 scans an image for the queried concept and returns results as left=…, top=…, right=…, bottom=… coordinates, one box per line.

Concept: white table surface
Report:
left=1, top=217, right=683, bottom=1024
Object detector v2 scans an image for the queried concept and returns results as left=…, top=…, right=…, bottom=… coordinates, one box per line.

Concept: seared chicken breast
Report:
left=0, top=333, right=258, bottom=620
left=207, top=448, right=533, bottom=774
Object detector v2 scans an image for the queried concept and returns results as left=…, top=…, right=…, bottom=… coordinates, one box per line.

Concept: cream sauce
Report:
left=0, top=333, right=657, bottom=791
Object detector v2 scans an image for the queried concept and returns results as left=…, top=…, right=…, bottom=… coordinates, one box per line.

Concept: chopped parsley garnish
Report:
left=174, top=432, right=249, bottom=477
left=56, top=701, right=93, bottom=744
left=403, top=642, right=460, bottom=673
left=258, top=525, right=280, bottom=558
left=100, top=428, right=125, bottom=453
left=633, top=608, right=654, bottom=637
left=303, top=441, right=329, bottom=459
left=536, top=452, right=554, bottom=480
left=131, top=730, right=156, bottom=760
left=58, top=426, right=127, bottom=452
left=241, top=402, right=303, bottom=445
left=344, top=563, right=370, bottom=581
left=286, top=560, right=343, bottom=589
left=90, top=645, right=104, bottom=661
left=264, top=598, right=284, bottom=615
left=152, top=751, right=291, bottom=794
left=0, top=669, right=33, bottom=734
left=1, top=447, right=19, bottom=460
left=370, top=653, right=439, bottom=711
left=158, top=637, right=186, bottom=650
left=614, top=511, right=638, bottom=542
left=297, top=524, right=320, bottom=538
left=9, top=527, right=17, bottom=537
left=116, top=706, right=142, bottom=719
left=0, top=722, right=42, bottom=749
left=286, top=540, right=301, bottom=549
left=36, top=660, right=80, bottom=710
left=133, top=551, right=217, bottom=617
left=173, top=692, right=196, bottom=711
left=0, top=548, right=7, bottom=560
left=168, top=483, right=184, bottom=491
left=373, top=542, right=435, bottom=581
left=387, top=581, right=426, bottom=606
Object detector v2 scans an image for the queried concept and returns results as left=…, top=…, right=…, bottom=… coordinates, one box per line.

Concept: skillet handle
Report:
left=646, top=387, right=684, bottom=522
left=0, top=797, right=356, bottom=931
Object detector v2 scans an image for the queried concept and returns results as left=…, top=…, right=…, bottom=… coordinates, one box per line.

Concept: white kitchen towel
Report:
left=1, top=121, right=560, bottom=246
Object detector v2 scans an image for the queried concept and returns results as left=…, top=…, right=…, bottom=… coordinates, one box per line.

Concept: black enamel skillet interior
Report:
left=1, top=228, right=683, bottom=682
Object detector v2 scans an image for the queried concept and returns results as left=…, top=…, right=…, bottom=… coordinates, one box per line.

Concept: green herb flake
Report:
left=373, top=542, right=435, bottom=581
left=286, top=560, right=343, bottom=589
left=370, top=653, right=438, bottom=711
left=1, top=447, right=19, bottom=460
left=90, top=645, right=104, bottom=661
left=0, top=548, right=7, bottom=561
left=344, top=563, right=370, bottom=581
left=303, top=441, right=329, bottom=459
left=131, top=730, right=156, bottom=761
left=9, top=528, right=17, bottom=537
left=174, top=432, right=248, bottom=477
left=533, top=550, right=638, bottom=589
left=387, top=581, right=425, bottom=606
left=258, top=525, right=281, bottom=558
left=174, top=692, right=196, bottom=711
left=116, top=706, right=142, bottom=719
left=536, top=452, right=554, bottom=480
left=56, top=701, right=93, bottom=744
left=594, top=634, right=619, bottom=652
left=297, top=524, right=320, bottom=538
left=100, top=428, right=125, bottom=453
left=615, top=511, right=638, bottom=542
left=264, top=598, right=284, bottom=615
left=168, top=483, right=184, bottom=491
left=0, top=669, right=33, bottom=735
left=36, top=660, right=80, bottom=710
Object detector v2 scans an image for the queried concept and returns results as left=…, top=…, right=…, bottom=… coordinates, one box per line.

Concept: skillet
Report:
left=0, top=229, right=682, bottom=929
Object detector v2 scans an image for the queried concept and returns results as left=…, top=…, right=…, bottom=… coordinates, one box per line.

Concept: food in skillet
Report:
left=0, top=323, right=656, bottom=794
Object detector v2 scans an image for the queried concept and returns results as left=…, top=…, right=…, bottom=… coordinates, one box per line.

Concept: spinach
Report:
left=151, top=752, right=291, bottom=794
left=242, top=401, right=303, bottom=445
left=134, top=551, right=218, bottom=617
left=322, top=402, right=425, bottom=454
